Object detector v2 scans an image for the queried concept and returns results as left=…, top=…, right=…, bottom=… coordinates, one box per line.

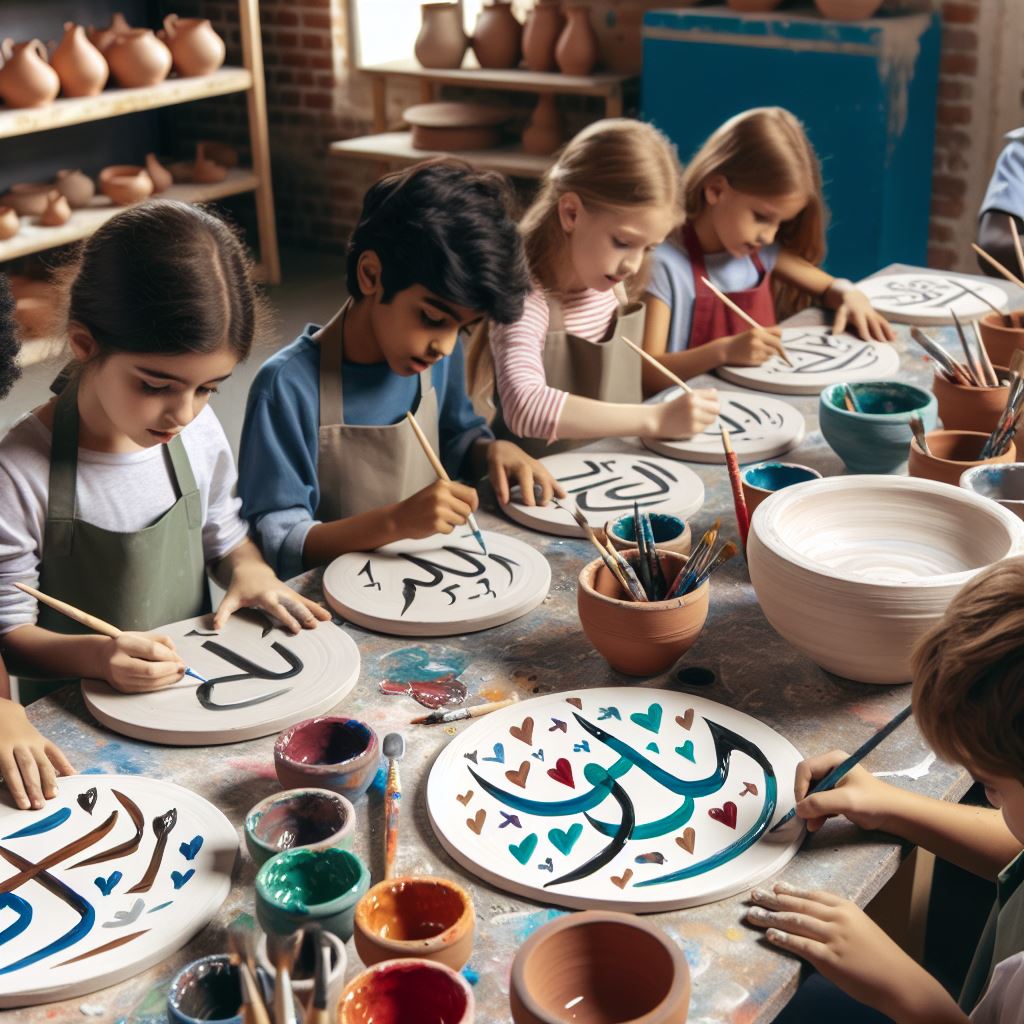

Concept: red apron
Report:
left=682, top=223, right=777, bottom=348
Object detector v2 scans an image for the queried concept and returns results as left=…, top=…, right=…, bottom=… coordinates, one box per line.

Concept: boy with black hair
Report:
left=239, top=160, right=561, bottom=576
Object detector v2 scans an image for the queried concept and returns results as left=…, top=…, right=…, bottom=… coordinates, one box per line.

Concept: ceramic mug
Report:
left=604, top=512, right=692, bottom=556
left=167, top=954, right=242, bottom=1024
left=741, top=462, right=822, bottom=515
left=338, top=957, right=475, bottom=1024
left=274, top=716, right=380, bottom=801
left=960, top=463, right=1024, bottom=521
left=244, top=787, right=355, bottom=867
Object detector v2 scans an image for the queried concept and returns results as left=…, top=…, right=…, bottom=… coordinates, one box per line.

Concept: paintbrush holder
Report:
left=577, top=549, right=708, bottom=676
left=908, top=430, right=1016, bottom=488
left=932, top=366, right=1011, bottom=433
left=256, top=929, right=348, bottom=1014
left=978, top=311, right=1024, bottom=367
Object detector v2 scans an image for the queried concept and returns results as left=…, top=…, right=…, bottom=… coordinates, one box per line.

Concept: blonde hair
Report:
left=680, top=107, right=827, bottom=319
left=911, top=557, right=1024, bottom=781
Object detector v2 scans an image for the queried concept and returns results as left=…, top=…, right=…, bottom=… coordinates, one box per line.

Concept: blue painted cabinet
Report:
left=641, top=6, right=941, bottom=279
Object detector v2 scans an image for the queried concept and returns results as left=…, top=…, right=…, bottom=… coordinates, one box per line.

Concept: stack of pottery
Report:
left=404, top=101, right=511, bottom=151
left=415, top=2, right=468, bottom=69
left=522, top=0, right=564, bottom=72
left=555, top=6, right=599, bottom=76
left=105, top=27, right=172, bottom=87
left=471, top=2, right=522, bottom=69
left=161, top=14, right=226, bottom=77
left=978, top=310, right=1024, bottom=367
left=50, top=23, right=109, bottom=97
left=0, top=39, right=61, bottom=108
left=98, top=164, right=155, bottom=206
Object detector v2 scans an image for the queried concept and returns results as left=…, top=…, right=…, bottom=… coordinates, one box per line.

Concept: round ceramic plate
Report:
left=716, top=328, right=901, bottom=395
left=643, top=388, right=806, bottom=464
left=503, top=452, right=705, bottom=537
left=0, top=774, right=237, bottom=1008
left=858, top=273, right=1009, bottom=326
left=82, top=613, right=360, bottom=746
left=322, top=530, right=551, bottom=637
left=427, top=688, right=804, bottom=912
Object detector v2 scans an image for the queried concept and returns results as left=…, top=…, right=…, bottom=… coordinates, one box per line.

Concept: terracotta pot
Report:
left=354, top=876, right=475, bottom=971
left=728, top=0, right=784, bottom=10
left=814, top=0, right=884, bottom=19
left=0, top=38, right=60, bottom=108
left=192, top=143, right=228, bottom=184
left=472, top=2, right=522, bottom=69
left=932, top=366, right=1011, bottom=434
left=415, top=2, right=468, bottom=69
left=256, top=929, right=347, bottom=1016
left=145, top=153, right=174, bottom=193
left=1, top=183, right=51, bottom=217
left=88, top=12, right=131, bottom=55
left=0, top=207, right=18, bottom=241
left=162, top=14, right=226, bottom=77
left=521, top=93, right=563, bottom=155
left=39, top=190, right=72, bottom=227
left=244, top=787, right=355, bottom=867
left=99, top=164, right=155, bottom=206
left=522, top=0, right=564, bottom=72
left=605, top=512, right=692, bottom=557
left=339, top=959, right=474, bottom=1024
left=198, top=140, right=239, bottom=168
left=51, top=23, right=108, bottom=98
left=908, top=430, right=1016, bottom=488
left=978, top=310, right=1024, bottom=367
left=509, top=910, right=691, bottom=1024
left=106, top=29, right=172, bottom=88
left=274, top=716, right=381, bottom=802
left=555, top=7, right=599, bottom=76
left=577, top=549, right=709, bottom=676
left=961, top=463, right=1024, bottom=522
left=54, top=169, right=95, bottom=208
left=742, top=462, right=822, bottom=514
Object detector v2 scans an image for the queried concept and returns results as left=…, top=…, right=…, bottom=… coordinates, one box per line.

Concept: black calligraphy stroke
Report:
left=562, top=459, right=679, bottom=514
left=394, top=546, right=519, bottom=616
left=194, top=640, right=301, bottom=710
left=880, top=277, right=974, bottom=310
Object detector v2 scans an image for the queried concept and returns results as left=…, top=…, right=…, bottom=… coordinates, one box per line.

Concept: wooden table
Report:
left=18, top=266, right=1021, bottom=1023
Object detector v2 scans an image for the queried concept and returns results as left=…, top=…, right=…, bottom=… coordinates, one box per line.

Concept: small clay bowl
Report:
left=741, top=462, right=822, bottom=515
left=908, top=429, right=1016, bottom=488
left=98, top=164, right=155, bottom=206
left=978, top=310, right=1024, bottom=367
left=1, top=183, right=51, bottom=217
left=932, top=365, right=1011, bottom=433
left=960, top=463, right=1024, bottom=521
left=255, top=846, right=370, bottom=941
left=338, top=958, right=474, bottom=1024
left=605, top=512, right=692, bottom=557
left=509, top=910, right=691, bottom=1024
left=256, top=928, right=347, bottom=1014
left=274, top=716, right=380, bottom=801
left=577, top=549, right=709, bottom=676
left=166, top=954, right=242, bottom=1024
left=354, top=876, right=475, bottom=970
left=244, top=787, right=355, bottom=867
left=819, top=381, right=937, bottom=473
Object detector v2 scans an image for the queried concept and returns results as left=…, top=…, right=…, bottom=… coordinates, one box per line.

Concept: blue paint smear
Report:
left=370, top=765, right=388, bottom=794
left=509, top=908, right=563, bottom=944
left=462, top=966, right=479, bottom=985
left=148, top=901, right=173, bottom=913
left=2, top=806, right=70, bottom=840
left=0, top=893, right=32, bottom=945
left=380, top=646, right=469, bottom=682
left=82, top=741, right=148, bottom=777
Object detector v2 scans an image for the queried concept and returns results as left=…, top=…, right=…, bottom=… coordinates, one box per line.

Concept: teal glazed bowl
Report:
left=274, top=716, right=380, bottom=802
left=819, top=381, right=937, bottom=473
left=741, top=462, right=822, bottom=515
left=255, top=846, right=370, bottom=940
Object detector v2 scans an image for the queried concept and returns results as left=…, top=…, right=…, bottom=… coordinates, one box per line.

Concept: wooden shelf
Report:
left=0, top=68, right=253, bottom=140
left=0, top=169, right=260, bottom=262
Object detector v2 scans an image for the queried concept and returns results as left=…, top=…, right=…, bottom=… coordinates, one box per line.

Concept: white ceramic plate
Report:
left=858, top=273, right=1008, bottom=326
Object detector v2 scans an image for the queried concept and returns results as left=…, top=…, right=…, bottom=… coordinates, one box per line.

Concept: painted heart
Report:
left=78, top=788, right=98, bottom=815
left=548, top=823, right=583, bottom=856
left=573, top=740, right=590, bottom=753
left=566, top=697, right=583, bottom=709
left=94, top=871, right=122, bottom=896
left=598, top=706, right=621, bottom=721
left=709, top=801, right=738, bottom=829
left=482, top=743, right=505, bottom=764
left=531, top=749, right=545, bottom=761
left=611, top=868, right=633, bottom=890
left=537, top=857, right=554, bottom=872
left=505, top=761, right=531, bottom=788
left=509, top=717, right=534, bottom=746
left=463, top=751, right=478, bottom=764
left=549, top=719, right=567, bottom=733
left=547, top=758, right=575, bottom=788
left=509, top=833, right=538, bottom=865
left=467, top=809, right=486, bottom=834
left=676, top=827, right=696, bottom=854
left=171, top=869, right=195, bottom=890
left=630, top=702, right=663, bottom=734
left=741, top=782, right=759, bottom=797
left=675, top=709, right=694, bottom=731
left=645, top=742, right=659, bottom=754
left=675, top=740, right=695, bottom=763
left=107, top=898, right=145, bottom=927
left=179, top=835, right=203, bottom=861
left=456, top=790, right=474, bottom=806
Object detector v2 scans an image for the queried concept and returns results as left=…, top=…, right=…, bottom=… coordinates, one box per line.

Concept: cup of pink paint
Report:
left=274, top=716, right=380, bottom=802
left=338, top=957, right=475, bottom=1024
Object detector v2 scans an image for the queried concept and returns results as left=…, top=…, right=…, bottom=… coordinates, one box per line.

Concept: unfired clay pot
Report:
left=415, top=2, right=468, bottom=69
left=106, top=28, right=172, bottom=88
left=339, top=959, right=474, bottom=1024
left=192, top=143, right=228, bottom=183
left=577, top=549, right=709, bottom=676
left=99, top=164, right=155, bottom=206
left=471, top=2, right=522, bottom=69
left=54, top=169, right=95, bottom=208
left=40, top=190, right=72, bottom=227
left=522, top=0, right=564, bottom=72
left=521, top=93, right=563, bottom=155
left=814, top=0, right=884, bottom=19
left=162, top=15, right=226, bottom=77
left=145, top=153, right=174, bottom=193
left=555, top=7, right=599, bottom=76
left=978, top=310, right=1024, bottom=367
left=1, top=183, right=51, bottom=217
left=0, top=207, right=19, bottom=241
left=0, top=39, right=61, bottom=108
left=908, top=430, right=1016, bottom=488
left=88, top=12, right=131, bottom=55
left=932, top=366, right=1011, bottom=434
left=51, top=23, right=109, bottom=97
left=509, top=910, right=691, bottom=1024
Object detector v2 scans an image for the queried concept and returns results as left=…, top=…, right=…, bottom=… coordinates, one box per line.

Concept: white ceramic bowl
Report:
left=747, top=475, right=1024, bottom=684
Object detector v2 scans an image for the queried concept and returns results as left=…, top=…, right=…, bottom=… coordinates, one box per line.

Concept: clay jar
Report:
left=415, top=2, right=468, bottom=70
left=88, top=12, right=131, bottom=55
left=472, top=2, right=522, bottom=69
left=1, top=183, right=52, bottom=217
left=605, top=512, right=692, bottom=557
left=0, top=39, right=61, bottom=108
left=0, top=207, right=18, bottom=241
left=40, top=190, right=72, bottom=227
left=255, top=929, right=347, bottom=1015
left=145, top=153, right=174, bottom=192
left=509, top=910, right=691, bottom=1024
left=908, top=429, right=1016, bottom=488
left=244, top=787, right=355, bottom=867
left=522, top=0, right=564, bottom=72
left=354, top=876, right=475, bottom=971
left=978, top=310, right=1024, bottom=367
left=162, top=14, right=226, bottom=77
left=521, top=94, right=563, bottom=156
left=54, top=169, right=95, bottom=208
left=99, top=165, right=155, bottom=206
left=555, top=7, right=599, bottom=76
left=166, top=954, right=241, bottom=1024
left=961, top=463, right=1024, bottom=522
left=274, top=716, right=381, bottom=801
left=106, top=29, right=172, bottom=88
left=51, top=23, right=109, bottom=97
left=814, top=0, right=884, bottom=18
left=932, top=365, right=1011, bottom=433
left=577, top=549, right=709, bottom=676
left=339, top=959, right=474, bottom=1024
left=742, top=462, right=822, bottom=515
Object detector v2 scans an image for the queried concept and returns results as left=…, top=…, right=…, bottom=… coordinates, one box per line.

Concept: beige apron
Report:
left=316, top=305, right=441, bottom=520
left=494, top=291, right=646, bottom=458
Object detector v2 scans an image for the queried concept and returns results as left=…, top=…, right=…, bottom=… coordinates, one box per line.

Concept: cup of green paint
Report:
left=255, top=846, right=370, bottom=941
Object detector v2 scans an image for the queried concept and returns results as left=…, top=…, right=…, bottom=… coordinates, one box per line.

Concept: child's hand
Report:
left=832, top=288, right=896, bottom=342
left=214, top=563, right=330, bottom=635
left=99, top=632, right=186, bottom=693
left=392, top=480, right=480, bottom=541
left=720, top=327, right=786, bottom=366
left=0, top=701, right=74, bottom=810
left=486, top=440, right=566, bottom=506
left=652, top=388, right=720, bottom=439
left=795, top=749, right=901, bottom=832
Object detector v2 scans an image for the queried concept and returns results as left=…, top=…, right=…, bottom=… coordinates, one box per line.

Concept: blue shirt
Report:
left=238, top=326, right=492, bottom=579
left=980, top=127, right=1024, bottom=220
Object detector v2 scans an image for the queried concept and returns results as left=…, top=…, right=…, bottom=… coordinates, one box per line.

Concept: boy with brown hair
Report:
left=746, top=556, right=1024, bottom=1023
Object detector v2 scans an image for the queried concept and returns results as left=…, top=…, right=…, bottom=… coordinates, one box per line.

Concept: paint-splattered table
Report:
left=20, top=265, right=1023, bottom=1023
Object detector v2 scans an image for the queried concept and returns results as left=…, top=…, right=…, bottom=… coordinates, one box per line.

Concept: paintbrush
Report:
left=267, top=930, right=303, bottom=1024
left=668, top=536, right=726, bottom=599
left=309, top=926, right=329, bottom=1024
left=13, top=581, right=209, bottom=686
left=227, top=925, right=271, bottom=1024
left=721, top=426, right=750, bottom=545
left=689, top=541, right=739, bottom=591
left=971, top=243, right=1024, bottom=291
left=405, top=412, right=486, bottom=556
left=620, top=336, right=693, bottom=394
left=971, top=319, right=1000, bottom=386
left=908, top=327, right=973, bottom=385
left=958, top=278, right=1015, bottom=328
left=554, top=499, right=634, bottom=596
left=909, top=413, right=932, bottom=456
left=770, top=705, right=913, bottom=833
left=382, top=732, right=405, bottom=880
left=606, top=542, right=650, bottom=602
left=412, top=694, right=519, bottom=725
left=666, top=520, right=719, bottom=598
left=639, top=511, right=667, bottom=600
left=632, top=502, right=654, bottom=599
left=842, top=384, right=862, bottom=413
left=1010, top=215, right=1024, bottom=280
left=951, top=309, right=984, bottom=386
left=700, top=276, right=794, bottom=366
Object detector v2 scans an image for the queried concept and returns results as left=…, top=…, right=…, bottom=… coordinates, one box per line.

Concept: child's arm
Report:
left=0, top=693, right=74, bottom=809
left=554, top=391, right=721, bottom=442
left=466, top=439, right=565, bottom=507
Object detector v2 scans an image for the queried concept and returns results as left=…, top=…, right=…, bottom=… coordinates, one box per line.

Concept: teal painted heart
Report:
left=676, top=740, right=695, bottom=762
left=509, top=833, right=538, bottom=865
left=630, top=703, right=663, bottom=734
left=548, top=823, right=583, bottom=856
left=94, top=871, right=121, bottom=896
left=171, top=869, right=195, bottom=890
left=645, top=742, right=659, bottom=754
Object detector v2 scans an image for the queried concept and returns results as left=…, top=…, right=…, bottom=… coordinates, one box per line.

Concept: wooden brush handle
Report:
left=14, top=582, right=121, bottom=638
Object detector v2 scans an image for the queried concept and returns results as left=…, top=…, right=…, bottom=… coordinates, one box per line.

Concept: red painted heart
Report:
left=547, top=758, right=575, bottom=788
left=708, top=801, right=737, bottom=829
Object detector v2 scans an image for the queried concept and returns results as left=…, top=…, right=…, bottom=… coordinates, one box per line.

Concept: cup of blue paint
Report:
left=274, top=716, right=380, bottom=802
left=605, top=512, right=692, bottom=556
left=245, top=787, right=356, bottom=867
left=960, top=463, right=1024, bottom=520
left=741, top=462, right=822, bottom=515
left=167, top=954, right=241, bottom=1024
left=819, top=381, right=937, bottom=473
left=255, top=846, right=371, bottom=941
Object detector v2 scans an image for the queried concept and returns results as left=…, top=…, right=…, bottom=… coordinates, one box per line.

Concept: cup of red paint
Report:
left=274, top=716, right=380, bottom=802
left=338, top=957, right=475, bottom=1024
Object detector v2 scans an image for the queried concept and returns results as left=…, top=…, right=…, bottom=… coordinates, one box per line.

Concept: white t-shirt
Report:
left=972, top=953, right=1024, bottom=1024
left=0, top=404, right=249, bottom=632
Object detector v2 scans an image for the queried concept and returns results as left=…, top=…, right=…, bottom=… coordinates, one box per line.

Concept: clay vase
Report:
left=88, top=12, right=131, bottom=55
left=145, top=153, right=174, bottom=192
left=0, top=39, right=61, bottom=108
left=1, top=182, right=51, bottom=217
left=162, top=14, right=226, bottom=77
left=106, top=29, right=172, bottom=88
left=521, top=93, right=563, bottom=155
left=0, top=207, right=19, bottom=241
left=99, top=164, right=154, bottom=206
left=415, top=3, right=468, bottom=69
left=54, top=169, right=95, bottom=208
left=192, top=143, right=228, bottom=184
left=555, top=7, right=599, bottom=76
left=814, top=0, right=884, bottom=19
left=51, top=23, right=109, bottom=97
left=522, top=0, right=564, bottom=73
left=978, top=310, right=1024, bottom=367
left=39, top=190, right=71, bottom=227
left=471, top=2, right=522, bottom=70
left=908, top=429, right=1016, bottom=488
